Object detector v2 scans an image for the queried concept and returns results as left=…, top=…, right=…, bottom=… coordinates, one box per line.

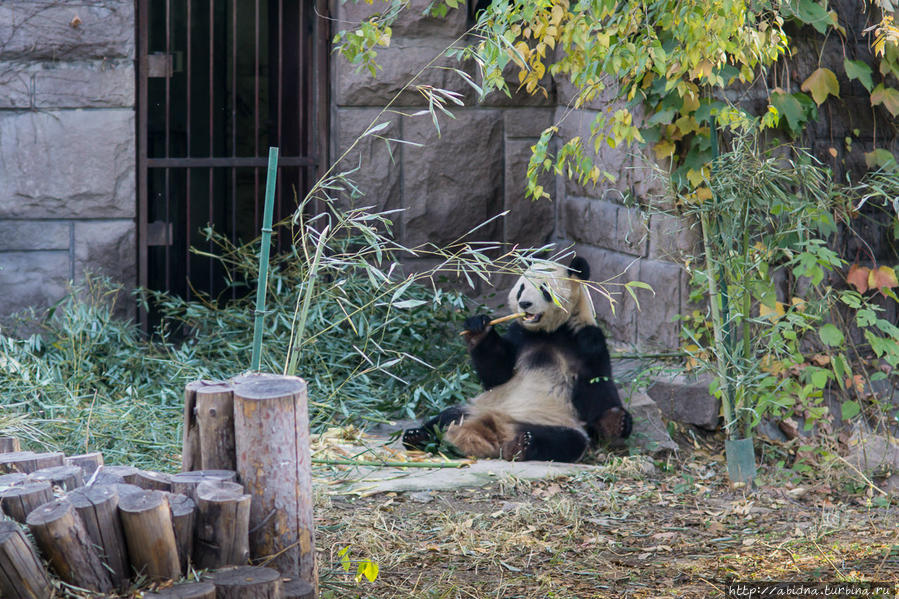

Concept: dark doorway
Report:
left=137, top=0, right=328, bottom=324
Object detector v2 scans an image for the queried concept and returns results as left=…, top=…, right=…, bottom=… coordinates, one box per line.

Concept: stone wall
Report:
left=333, top=0, right=689, bottom=349
left=0, top=1, right=136, bottom=323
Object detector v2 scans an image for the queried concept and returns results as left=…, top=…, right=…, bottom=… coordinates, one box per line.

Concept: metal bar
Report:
left=314, top=0, right=330, bottom=217
left=147, top=156, right=313, bottom=167
left=186, top=0, right=192, bottom=300
left=254, top=0, right=259, bottom=233
left=165, top=0, right=171, bottom=294
left=277, top=0, right=283, bottom=246
left=250, top=147, right=280, bottom=372
left=231, top=0, right=237, bottom=299
left=137, top=0, right=149, bottom=329
left=209, top=0, right=215, bottom=295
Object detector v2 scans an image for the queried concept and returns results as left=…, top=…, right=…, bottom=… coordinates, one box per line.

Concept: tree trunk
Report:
left=0, top=520, right=53, bottom=599
left=65, top=452, right=104, bottom=478
left=196, top=383, right=237, bottom=470
left=182, top=380, right=228, bottom=472
left=118, top=490, right=181, bottom=581
left=127, top=469, right=173, bottom=491
left=170, top=470, right=237, bottom=502
left=0, top=437, right=21, bottom=453
left=28, top=465, right=84, bottom=491
left=209, top=566, right=281, bottom=599
left=194, top=480, right=250, bottom=569
left=1, top=482, right=54, bottom=524
left=0, top=452, right=64, bottom=474
left=26, top=498, right=114, bottom=593
left=168, top=493, right=196, bottom=574
left=67, top=485, right=130, bottom=590
left=282, top=577, right=316, bottom=599
left=143, top=581, right=216, bottom=599
left=0, top=473, right=28, bottom=489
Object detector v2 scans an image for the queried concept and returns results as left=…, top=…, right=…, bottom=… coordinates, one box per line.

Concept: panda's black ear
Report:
left=568, top=256, right=590, bottom=280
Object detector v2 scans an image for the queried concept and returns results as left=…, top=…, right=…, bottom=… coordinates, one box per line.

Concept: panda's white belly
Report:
left=469, top=345, right=582, bottom=429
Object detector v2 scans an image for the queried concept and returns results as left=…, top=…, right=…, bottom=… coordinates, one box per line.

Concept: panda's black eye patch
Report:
left=540, top=285, right=552, bottom=302
left=517, top=284, right=524, bottom=300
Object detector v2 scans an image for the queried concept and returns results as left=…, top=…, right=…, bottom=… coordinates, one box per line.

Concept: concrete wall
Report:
left=0, top=1, right=136, bottom=322
left=332, top=0, right=689, bottom=349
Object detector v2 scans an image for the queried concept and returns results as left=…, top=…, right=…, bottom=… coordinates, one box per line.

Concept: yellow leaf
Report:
left=868, top=265, right=899, bottom=289
left=694, top=186, right=713, bottom=202
left=653, top=139, right=675, bottom=160
left=800, top=67, right=840, bottom=105
left=759, top=301, right=785, bottom=321
left=681, top=90, right=700, bottom=113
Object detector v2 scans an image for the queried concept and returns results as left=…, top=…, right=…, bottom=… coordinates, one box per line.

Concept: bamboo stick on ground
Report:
left=458, top=312, right=525, bottom=335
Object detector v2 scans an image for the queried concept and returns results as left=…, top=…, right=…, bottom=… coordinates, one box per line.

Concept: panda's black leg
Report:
left=402, top=406, right=468, bottom=451
left=596, top=406, right=632, bottom=441
left=501, top=425, right=589, bottom=463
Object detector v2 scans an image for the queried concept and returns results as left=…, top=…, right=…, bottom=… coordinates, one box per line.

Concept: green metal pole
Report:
left=250, top=147, right=279, bottom=371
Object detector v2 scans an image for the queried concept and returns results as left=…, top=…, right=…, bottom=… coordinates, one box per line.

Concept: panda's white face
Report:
left=508, top=263, right=581, bottom=332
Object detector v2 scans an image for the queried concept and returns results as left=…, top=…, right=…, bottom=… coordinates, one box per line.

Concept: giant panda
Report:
left=402, top=256, right=632, bottom=462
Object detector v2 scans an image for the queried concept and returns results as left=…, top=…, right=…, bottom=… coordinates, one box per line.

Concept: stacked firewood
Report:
left=0, top=437, right=314, bottom=599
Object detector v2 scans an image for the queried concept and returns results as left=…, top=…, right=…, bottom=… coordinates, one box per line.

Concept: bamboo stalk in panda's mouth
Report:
left=459, top=312, right=526, bottom=335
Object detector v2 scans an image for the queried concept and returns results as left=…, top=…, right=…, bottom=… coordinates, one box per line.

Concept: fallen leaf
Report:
left=811, top=353, right=831, bottom=366
left=847, top=263, right=870, bottom=293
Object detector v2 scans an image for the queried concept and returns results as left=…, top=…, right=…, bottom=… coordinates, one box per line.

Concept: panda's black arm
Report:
left=469, top=327, right=519, bottom=389
left=571, top=325, right=622, bottom=424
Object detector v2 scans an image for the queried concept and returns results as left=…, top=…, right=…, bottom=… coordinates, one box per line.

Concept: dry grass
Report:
left=314, top=450, right=899, bottom=599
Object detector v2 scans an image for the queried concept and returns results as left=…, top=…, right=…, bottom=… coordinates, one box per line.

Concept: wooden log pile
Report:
left=0, top=374, right=316, bottom=598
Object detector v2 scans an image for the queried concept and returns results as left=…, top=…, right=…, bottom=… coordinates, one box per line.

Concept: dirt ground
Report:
left=312, top=444, right=899, bottom=599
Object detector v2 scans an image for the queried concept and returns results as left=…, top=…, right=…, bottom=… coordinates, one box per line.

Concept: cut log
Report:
left=168, top=493, right=196, bottom=573
left=182, top=380, right=227, bottom=472
left=0, top=452, right=64, bottom=474
left=209, top=565, right=281, bottom=599
left=118, top=490, right=181, bottom=581
left=143, top=581, right=216, bottom=599
left=0, top=473, right=28, bottom=489
left=26, top=498, right=114, bottom=593
left=113, top=482, right=145, bottom=499
left=65, top=452, right=104, bottom=478
left=196, top=383, right=237, bottom=470
left=28, top=465, right=84, bottom=491
left=234, top=375, right=315, bottom=583
left=0, top=520, right=53, bottom=599
left=1, top=482, right=54, bottom=524
left=281, top=577, right=316, bottom=599
left=0, top=437, right=21, bottom=453
left=194, top=480, right=250, bottom=569
left=67, top=485, right=130, bottom=589
left=127, top=469, right=173, bottom=492
left=171, top=470, right=238, bottom=502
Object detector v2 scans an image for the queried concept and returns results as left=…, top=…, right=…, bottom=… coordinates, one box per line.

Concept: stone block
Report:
left=0, top=109, right=136, bottom=219
left=504, top=139, right=554, bottom=248
left=0, top=251, right=70, bottom=320
left=570, top=243, right=638, bottom=345
left=333, top=107, right=402, bottom=221
left=34, top=59, right=134, bottom=108
left=562, top=196, right=647, bottom=257
left=73, top=220, right=136, bottom=285
left=0, top=220, right=70, bottom=250
left=338, top=0, right=469, bottom=38
left=0, top=64, right=32, bottom=108
left=625, top=390, right=678, bottom=455
left=0, top=1, right=134, bottom=60
left=554, top=75, right=620, bottom=112
left=504, top=108, right=555, bottom=139
left=636, top=259, right=682, bottom=349
left=334, top=38, right=475, bottom=107
left=646, top=373, right=720, bottom=430
left=402, top=109, right=504, bottom=248
left=648, top=212, right=698, bottom=261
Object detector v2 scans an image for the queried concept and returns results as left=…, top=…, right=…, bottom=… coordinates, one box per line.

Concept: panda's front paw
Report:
left=402, top=427, right=433, bottom=451
left=501, top=430, right=534, bottom=461
left=463, top=314, right=491, bottom=335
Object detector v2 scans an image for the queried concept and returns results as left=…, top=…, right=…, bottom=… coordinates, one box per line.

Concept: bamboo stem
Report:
left=251, top=147, right=280, bottom=372
left=458, top=312, right=525, bottom=335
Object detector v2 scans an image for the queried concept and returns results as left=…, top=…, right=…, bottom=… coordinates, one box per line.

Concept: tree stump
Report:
left=234, top=376, right=315, bottom=583
left=67, top=485, right=130, bottom=589
left=28, top=465, right=84, bottom=491
left=0, top=437, right=21, bottom=453
left=0, top=473, right=28, bottom=489
left=0, top=520, right=53, bottom=599
left=127, top=469, right=173, bottom=491
left=194, top=480, right=250, bottom=569
left=1, top=482, right=53, bottom=523
left=196, top=383, right=237, bottom=470
left=209, top=565, right=281, bottom=599
left=26, top=498, right=114, bottom=593
left=168, top=492, right=196, bottom=573
left=171, top=470, right=237, bottom=502
left=118, top=490, right=181, bottom=581
left=0, top=452, right=64, bottom=474
left=143, top=581, right=216, bottom=599
left=282, top=577, right=316, bottom=599
left=65, top=452, right=104, bottom=478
